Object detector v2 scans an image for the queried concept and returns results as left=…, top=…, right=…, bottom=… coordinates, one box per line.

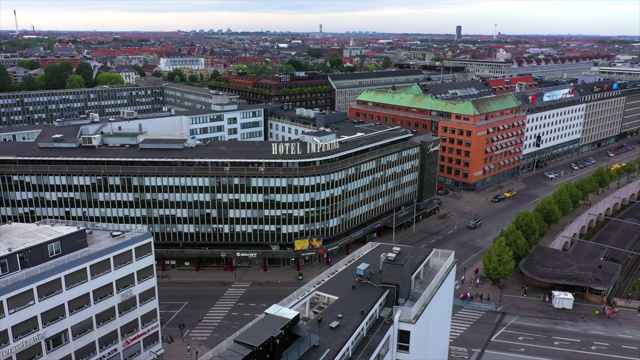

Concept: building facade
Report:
left=574, top=82, right=626, bottom=151
left=445, top=55, right=614, bottom=79
left=350, top=89, right=526, bottom=190
left=327, top=70, right=426, bottom=112
left=209, top=73, right=333, bottom=111
left=0, top=119, right=440, bottom=263
left=157, top=57, right=205, bottom=72
left=515, top=86, right=585, bottom=172
left=0, top=221, right=161, bottom=360
left=200, top=244, right=456, bottom=360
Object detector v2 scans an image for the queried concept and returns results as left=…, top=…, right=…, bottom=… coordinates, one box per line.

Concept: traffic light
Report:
left=535, top=135, right=542, bottom=148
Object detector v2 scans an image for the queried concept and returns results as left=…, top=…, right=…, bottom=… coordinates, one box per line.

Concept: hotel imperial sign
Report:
left=272, top=139, right=340, bottom=155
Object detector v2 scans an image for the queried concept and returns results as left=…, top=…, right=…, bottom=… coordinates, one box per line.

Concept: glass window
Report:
left=48, top=241, right=62, bottom=257
left=0, top=259, right=8, bottom=274
left=398, top=329, right=411, bottom=352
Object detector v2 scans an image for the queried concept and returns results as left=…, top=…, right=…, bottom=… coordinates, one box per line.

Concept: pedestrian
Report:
left=476, top=278, right=480, bottom=288
left=602, top=303, right=606, bottom=315
left=524, top=287, right=528, bottom=297
left=637, top=305, right=640, bottom=316
left=487, top=293, right=491, bottom=302
left=461, top=274, right=465, bottom=284
left=187, top=344, right=191, bottom=355
left=521, top=285, right=525, bottom=295
left=480, top=293, right=483, bottom=301
left=627, top=293, right=632, bottom=305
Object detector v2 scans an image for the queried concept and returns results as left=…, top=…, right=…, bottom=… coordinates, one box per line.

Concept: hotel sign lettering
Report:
left=272, top=140, right=340, bottom=155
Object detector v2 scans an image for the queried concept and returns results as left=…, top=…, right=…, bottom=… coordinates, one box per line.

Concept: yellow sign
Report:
left=294, top=237, right=323, bottom=251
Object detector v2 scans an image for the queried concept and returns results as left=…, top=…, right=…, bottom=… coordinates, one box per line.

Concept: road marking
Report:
left=509, top=348, right=526, bottom=352
left=162, top=302, right=187, bottom=328
left=517, top=336, right=534, bottom=341
left=617, top=335, right=633, bottom=338
left=231, top=312, right=238, bottom=315
left=553, top=341, right=570, bottom=345
left=621, top=346, right=638, bottom=350
left=591, top=346, right=607, bottom=350
left=243, top=313, right=251, bottom=315
left=448, top=230, right=454, bottom=234
left=551, top=337, right=580, bottom=342
left=429, top=240, right=435, bottom=243
left=593, top=342, right=609, bottom=346
left=493, top=340, right=637, bottom=359
left=590, top=331, right=605, bottom=334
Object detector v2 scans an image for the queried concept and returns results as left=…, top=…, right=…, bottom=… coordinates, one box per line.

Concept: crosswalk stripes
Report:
left=189, top=282, right=250, bottom=340
left=449, top=346, right=470, bottom=359
left=449, top=308, right=485, bottom=343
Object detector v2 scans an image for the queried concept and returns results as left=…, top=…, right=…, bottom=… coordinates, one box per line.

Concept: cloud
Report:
left=1, top=0, right=638, bottom=35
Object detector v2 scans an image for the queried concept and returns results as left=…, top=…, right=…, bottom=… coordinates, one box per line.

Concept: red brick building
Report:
left=350, top=88, right=527, bottom=190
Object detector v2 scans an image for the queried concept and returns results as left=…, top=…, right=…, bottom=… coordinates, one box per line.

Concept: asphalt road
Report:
left=157, top=138, right=640, bottom=356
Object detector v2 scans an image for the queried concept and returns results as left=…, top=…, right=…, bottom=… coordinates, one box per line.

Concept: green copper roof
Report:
left=356, top=89, right=521, bottom=115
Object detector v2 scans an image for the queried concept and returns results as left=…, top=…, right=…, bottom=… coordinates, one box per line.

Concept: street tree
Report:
left=534, top=197, right=562, bottom=226
left=132, top=65, right=146, bottom=77
left=482, top=237, right=516, bottom=282
left=562, top=182, right=583, bottom=209
left=532, top=210, right=549, bottom=236
left=592, top=167, right=609, bottom=191
left=37, top=73, right=47, bottom=89
left=0, top=64, right=13, bottom=92
left=188, top=74, right=198, bottom=83
left=552, top=186, right=573, bottom=216
left=328, top=55, right=343, bottom=69
left=512, top=210, right=540, bottom=248
left=365, top=64, right=377, bottom=72
left=75, top=62, right=95, bottom=88
left=65, top=74, right=86, bottom=89
left=95, top=72, right=124, bottom=85
left=209, top=70, right=220, bottom=80
left=575, top=176, right=598, bottom=200
left=245, top=63, right=272, bottom=78
left=500, top=225, right=530, bottom=263
left=44, top=62, right=74, bottom=89
left=307, top=49, right=323, bottom=58
left=152, top=70, right=164, bottom=78
left=167, top=69, right=185, bottom=82
left=17, top=60, right=41, bottom=70
left=382, top=56, right=392, bottom=69
left=18, top=75, right=39, bottom=91
left=279, top=64, right=296, bottom=74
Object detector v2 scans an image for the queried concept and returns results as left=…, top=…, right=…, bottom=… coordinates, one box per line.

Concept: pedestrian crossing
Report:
left=449, top=308, right=485, bottom=343
left=189, top=282, right=250, bottom=340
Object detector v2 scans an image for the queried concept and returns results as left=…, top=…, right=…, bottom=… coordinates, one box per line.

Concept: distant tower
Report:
left=455, top=25, right=462, bottom=41
left=14, top=10, right=19, bottom=35
left=494, top=23, right=497, bottom=40
left=319, top=24, right=323, bottom=34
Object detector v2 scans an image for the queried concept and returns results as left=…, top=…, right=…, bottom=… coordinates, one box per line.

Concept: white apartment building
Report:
left=522, top=103, right=585, bottom=155
left=158, top=58, right=205, bottom=72
left=575, top=84, right=626, bottom=148
left=0, top=221, right=162, bottom=360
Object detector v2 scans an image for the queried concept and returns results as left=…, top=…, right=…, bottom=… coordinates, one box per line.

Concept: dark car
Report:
left=468, top=219, right=482, bottom=229
left=492, top=194, right=507, bottom=202
left=437, top=189, right=450, bottom=196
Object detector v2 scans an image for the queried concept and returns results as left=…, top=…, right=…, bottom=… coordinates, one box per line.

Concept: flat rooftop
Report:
left=0, top=222, right=81, bottom=255
left=0, top=119, right=421, bottom=162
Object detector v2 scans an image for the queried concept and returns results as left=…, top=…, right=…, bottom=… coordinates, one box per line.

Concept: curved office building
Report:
left=0, top=116, right=439, bottom=260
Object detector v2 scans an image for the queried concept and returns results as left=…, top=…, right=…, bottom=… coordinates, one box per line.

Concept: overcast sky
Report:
left=1, top=0, right=638, bottom=36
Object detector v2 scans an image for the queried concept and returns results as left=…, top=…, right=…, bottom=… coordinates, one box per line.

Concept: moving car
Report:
left=468, top=219, right=482, bottom=229
left=504, top=189, right=517, bottom=198
left=492, top=194, right=507, bottom=202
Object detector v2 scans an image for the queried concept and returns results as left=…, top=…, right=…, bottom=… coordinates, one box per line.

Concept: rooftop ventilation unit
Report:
left=387, top=253, right=396, bottom=261
left=391, top=247, right=401, bottom=254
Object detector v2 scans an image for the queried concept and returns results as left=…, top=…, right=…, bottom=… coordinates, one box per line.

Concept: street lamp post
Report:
left=499, top=279, right=504, bottom=303
left=412, top=200, right=417, bottom=232
left=392, top=208, right=396, bottom=244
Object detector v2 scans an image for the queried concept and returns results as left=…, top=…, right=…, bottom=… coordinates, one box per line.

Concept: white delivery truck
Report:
left=551, top=291, right=574, bottom=310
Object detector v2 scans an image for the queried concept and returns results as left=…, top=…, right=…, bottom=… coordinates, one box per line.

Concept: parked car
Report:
left=468, top=219, right=482, bottom=229
left=544, top=171, right=555, bottom=180
left=437, top=189, right=450, bottom=196
left=606, top=151, right=615, bottom=157
left=587, top=157, right=596, bottom=164
left=492, top=194, right=507, bottom=202
left=551, top=170, right=560, bottom=177
left=569, top=163, right=579, bottom=170
left=504, top=189, right=517, bottom=198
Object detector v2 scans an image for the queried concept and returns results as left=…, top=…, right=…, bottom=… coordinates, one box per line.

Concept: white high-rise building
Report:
left=0, top=221, right=162, bottom=360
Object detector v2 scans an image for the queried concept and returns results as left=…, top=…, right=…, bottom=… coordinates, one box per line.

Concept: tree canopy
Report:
left=44, top=62, right=74, bottom=90
left=65, top=74, right=86, bottom=89
left=95, top=72, right=125, bottom=86
left=0, top=64, right=13, bottom=92
left=512, top=210, right=540, bottom=248
left=482, top=237, right=515, bottom=282
left=75, top=62, right=94, bottom=88
left=17, top=60, right=41, bottom=71
left=382, top=56, right=392, bottom=69
left=18, top=75, right=39, bottom=91
left=534, top=197, right=562, bottom=226
left=552, top=186, right=573, bottom=216
left=499, top=225, right=530, bottom=263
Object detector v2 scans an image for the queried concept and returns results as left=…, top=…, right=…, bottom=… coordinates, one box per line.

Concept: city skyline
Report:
left=1, top=0, right=639, bottom=37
